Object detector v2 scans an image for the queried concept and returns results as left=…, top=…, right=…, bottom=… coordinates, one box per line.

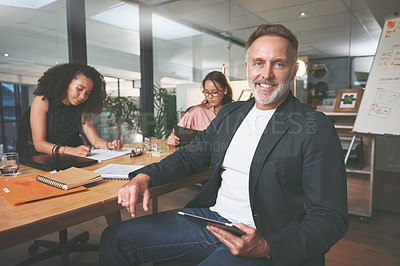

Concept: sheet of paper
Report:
left=86, top=148, right=131, bottom=162
left=93, top=164, right=144, bottom=179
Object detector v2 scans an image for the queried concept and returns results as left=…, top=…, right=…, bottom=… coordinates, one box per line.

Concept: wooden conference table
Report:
left=0, top=140, right=209, bottom=250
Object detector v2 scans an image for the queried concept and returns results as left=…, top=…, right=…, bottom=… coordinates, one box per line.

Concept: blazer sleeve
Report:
left=128, top=104, right=229, bottom=186
left=265, top=115, right=348, bottom=266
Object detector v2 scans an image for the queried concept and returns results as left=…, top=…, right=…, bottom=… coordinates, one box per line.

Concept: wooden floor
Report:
left=1, top=184, right=400, bottom=266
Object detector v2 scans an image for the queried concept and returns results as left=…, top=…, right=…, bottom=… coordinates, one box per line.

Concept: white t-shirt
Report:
left=210, top=105, right=276, bottom=228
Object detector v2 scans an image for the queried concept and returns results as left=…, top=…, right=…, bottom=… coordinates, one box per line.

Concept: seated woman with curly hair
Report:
left=25, top=63, right=122, bottom=157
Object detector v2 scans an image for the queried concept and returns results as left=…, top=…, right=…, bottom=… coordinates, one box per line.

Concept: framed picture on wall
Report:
left=333, top=88, right=364, bottom=112
left=238, top=89, right=252, bottom=101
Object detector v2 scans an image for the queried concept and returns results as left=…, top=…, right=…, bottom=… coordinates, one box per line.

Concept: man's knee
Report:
left=100, top=224, right=119, bottom=248
left=100, top=223, right=135, bottom=266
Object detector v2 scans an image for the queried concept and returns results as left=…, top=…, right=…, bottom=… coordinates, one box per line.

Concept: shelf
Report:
left=335, top=124, right=354, bottom=130
left=346, top=166, right=371, bottom=175
left=328, top=112, right=374, bottom=218
left=322, top=111, right=358, bottom=116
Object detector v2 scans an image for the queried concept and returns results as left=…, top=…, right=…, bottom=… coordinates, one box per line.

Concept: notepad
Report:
left=36, top=167, right=102, bottom=190
left=0, top=173, right=87, bottom=206
left=94, top=164, right=145, bottom=180
left=85, top=148, right=131, bottom=162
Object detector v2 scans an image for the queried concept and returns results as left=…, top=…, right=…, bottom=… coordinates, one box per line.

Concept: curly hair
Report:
left=201, top=71, right=234, bottom=105
left=34, top=63, right=107, bottom=114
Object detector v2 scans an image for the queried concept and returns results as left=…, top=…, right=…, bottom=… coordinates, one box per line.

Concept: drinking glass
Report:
left=150, top=137, right=158, bottom=151
left=144, top=137, right=151, bottom=154
left=1, top=152, right=20, bottom=176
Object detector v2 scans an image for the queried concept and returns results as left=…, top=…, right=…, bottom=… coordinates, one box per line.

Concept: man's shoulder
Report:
left=292, top=97, right=331, bottom=123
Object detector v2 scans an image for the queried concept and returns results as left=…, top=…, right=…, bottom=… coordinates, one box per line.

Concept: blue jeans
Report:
left=100, top=208, right=269, bottom=265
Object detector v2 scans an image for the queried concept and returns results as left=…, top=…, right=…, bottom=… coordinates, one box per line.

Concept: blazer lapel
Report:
left=248, top=93, right=295, bottom=199
left=213, top=99, right=255, bottom=165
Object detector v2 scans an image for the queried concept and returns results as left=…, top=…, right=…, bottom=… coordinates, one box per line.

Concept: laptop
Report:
left=20, top=154, right=98, bottom=171
left=173, top=125, right=201, bottom=146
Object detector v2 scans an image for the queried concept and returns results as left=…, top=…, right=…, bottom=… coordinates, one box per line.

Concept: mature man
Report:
left=100, top=24, right=348, bottom=266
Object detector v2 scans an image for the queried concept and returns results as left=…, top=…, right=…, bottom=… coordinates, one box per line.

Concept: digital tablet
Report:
left=173, top=125, right=201, bottom=146
left=178, top=211, right=245, bottom=237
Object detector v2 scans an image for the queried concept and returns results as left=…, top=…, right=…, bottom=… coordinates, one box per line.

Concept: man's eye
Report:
left=255, top=62, right=262, bottom=66
left=275, top=62, right=283, bottom=67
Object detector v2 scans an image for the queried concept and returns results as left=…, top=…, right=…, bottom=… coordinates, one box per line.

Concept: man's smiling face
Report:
left=246, top=35, right=298, bottom=110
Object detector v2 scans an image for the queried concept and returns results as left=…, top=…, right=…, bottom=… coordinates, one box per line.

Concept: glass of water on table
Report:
left=1, top=152, right=20, bottom=176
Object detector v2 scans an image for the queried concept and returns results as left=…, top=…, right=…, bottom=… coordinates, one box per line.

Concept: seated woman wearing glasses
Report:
left=26, top=63, right=123, bottom=157
left=166, top=71, right=233, bottom=146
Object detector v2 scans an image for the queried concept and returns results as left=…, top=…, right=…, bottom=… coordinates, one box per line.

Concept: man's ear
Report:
left=291, top=62, right=299, bottom=80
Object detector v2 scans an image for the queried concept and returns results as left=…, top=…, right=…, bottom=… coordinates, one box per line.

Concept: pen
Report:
left=79, top=133, right=91, bottom=154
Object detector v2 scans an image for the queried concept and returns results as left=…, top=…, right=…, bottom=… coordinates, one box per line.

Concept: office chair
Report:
left=15, top=108, right=99, bottom=266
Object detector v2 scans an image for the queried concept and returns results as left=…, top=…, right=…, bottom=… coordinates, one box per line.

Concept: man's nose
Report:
left=260, top=64, right=273, bottom=80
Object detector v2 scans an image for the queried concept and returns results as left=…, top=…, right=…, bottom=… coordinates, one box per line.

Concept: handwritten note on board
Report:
left=353, top=17, right=400, bottom=135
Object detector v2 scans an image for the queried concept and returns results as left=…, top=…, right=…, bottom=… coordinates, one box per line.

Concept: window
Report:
left=0, top=83, right=30, bottom=152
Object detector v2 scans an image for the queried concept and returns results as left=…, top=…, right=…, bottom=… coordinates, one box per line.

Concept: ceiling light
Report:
left=4, top=53, right=9, bottom=57
left=91, top=3, right=201, bottom=41
left=300, top=12, right=307, bottom=17
left=0, top=0, right=56, bottom=9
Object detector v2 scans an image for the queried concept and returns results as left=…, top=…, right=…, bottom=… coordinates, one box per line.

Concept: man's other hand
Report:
left=207, top=222, right=270, bottom=258
left=118, top=173, right=151, bottom=217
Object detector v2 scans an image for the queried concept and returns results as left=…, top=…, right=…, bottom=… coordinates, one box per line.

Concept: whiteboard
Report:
left=353, top=16, right=400, bottom=135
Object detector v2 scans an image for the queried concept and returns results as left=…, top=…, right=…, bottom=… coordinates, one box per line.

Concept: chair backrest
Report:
left=16, top=108, right=31, bottom=158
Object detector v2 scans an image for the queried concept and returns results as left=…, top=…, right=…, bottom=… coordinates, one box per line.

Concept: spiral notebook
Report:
left=36, top=167, right=102, bottom=190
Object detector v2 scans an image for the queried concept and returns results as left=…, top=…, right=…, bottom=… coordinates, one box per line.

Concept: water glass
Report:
left=144, top=137, right=151, bottom=153
left=150, top=137, right=158, bottom=151
left=1, top=152, right=20, bottom=176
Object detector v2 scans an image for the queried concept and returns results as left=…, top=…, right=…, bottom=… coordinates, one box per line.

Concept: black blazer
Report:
left=131, top=92, right=348, bottom=266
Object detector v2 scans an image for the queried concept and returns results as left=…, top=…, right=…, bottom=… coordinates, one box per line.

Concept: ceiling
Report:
left=0, top=0, right=398, bottom=85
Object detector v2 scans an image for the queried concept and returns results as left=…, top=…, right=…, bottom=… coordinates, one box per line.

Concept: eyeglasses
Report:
left=202, top=90, right=221, bottom=97
left=130, top=147, right=144, bottom=158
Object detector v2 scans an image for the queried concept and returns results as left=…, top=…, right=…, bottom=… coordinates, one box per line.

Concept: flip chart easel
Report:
left=347, top=16, right=400, bottom=164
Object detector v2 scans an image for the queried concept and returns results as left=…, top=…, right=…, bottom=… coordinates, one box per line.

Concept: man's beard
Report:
left=248, top=78, right=292, bottom=105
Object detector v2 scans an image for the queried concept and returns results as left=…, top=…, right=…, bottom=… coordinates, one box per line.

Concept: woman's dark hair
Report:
left=34, top=63, right=106, bottom=114
left=201, top=71, right=233, bottom=105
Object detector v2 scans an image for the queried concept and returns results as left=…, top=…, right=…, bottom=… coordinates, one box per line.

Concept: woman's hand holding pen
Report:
left=64, top=145, right=91, bottom=157
left=106, top=139, right=123, bottom=150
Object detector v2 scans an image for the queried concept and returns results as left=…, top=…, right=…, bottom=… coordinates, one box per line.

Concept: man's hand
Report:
left=207, top=223, right=270, bottom=258
left=118, top=174, right=151, bottom=217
